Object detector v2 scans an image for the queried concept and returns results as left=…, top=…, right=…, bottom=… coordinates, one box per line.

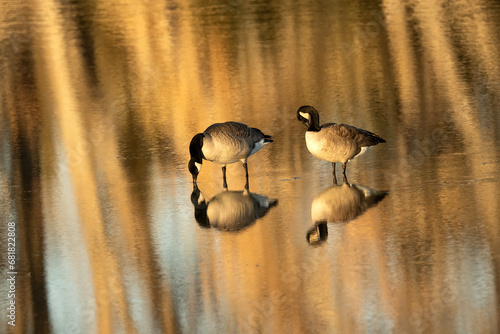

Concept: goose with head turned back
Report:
left=307, top=183, right=388, bottom=245
left=297, top=105, right=386, bottom=183
left=188, top=121, right=273, bottom=189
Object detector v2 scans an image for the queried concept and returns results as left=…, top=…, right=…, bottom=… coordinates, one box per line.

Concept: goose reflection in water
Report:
left=307, top=183, right=388, bottom=245
left=190, top=184, right=278, bottom=232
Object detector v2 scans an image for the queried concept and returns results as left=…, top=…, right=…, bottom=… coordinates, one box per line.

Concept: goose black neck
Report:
left=307, top=112, right=321, bottom=132
left=191, top=187, right=210, bottom=228
left=189, top=133, right=205, bottom=162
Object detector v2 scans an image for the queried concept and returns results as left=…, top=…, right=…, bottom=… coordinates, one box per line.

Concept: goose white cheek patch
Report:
left=198, top=192, right=205, bottom=205
left=195, top=162, right=202, bottom=172
left=299, top=112, right=310, bottom=120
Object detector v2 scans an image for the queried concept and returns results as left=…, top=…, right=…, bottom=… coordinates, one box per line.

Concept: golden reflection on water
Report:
left=1, top=0, right=499, bottom=333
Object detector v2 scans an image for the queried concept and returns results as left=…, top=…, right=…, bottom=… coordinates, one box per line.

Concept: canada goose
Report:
left=188, top=122, right=273, bottom=189
left=306, top=183, right=388, bottom=245
left=297, top=106, right=386, bottom=183
left=190, top=184, right=278, bottom=231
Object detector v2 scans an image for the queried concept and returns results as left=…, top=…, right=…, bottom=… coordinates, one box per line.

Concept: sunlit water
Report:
left=1, top=0, right=499, bottom=333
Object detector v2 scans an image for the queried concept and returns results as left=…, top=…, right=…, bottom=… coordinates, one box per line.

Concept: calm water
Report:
left=1, top=0, right=500, bottom=333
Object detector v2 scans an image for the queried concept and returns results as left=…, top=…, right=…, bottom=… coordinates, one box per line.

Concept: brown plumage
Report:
left=297, top=106, right=386, bottom=183
left=188, top=121, right=273, bottom=189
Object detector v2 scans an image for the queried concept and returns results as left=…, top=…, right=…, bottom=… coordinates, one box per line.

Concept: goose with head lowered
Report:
left=297, top=105, right=386, bottom=183
left=188, top=121, right=273, bottom=189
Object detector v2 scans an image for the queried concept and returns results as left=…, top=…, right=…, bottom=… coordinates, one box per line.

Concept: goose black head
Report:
left=306, top=222, right=329, bottom=245
left=188, top=133, right=204, bottom=183
left=297, top=105, right=321, bottom=131
left=190, top=183, right=210, bottom=228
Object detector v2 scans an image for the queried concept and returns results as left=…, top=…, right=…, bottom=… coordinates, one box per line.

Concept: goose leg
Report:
left=342, top=162, right=349, bottom=184
left=332, top=162, right=337, bottom=185
left=243, top=160, right=249, bottom=190
left=222, top=165, right=228, bottom=189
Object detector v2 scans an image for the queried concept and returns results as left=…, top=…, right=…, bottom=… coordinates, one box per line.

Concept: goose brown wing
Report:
left=205, top=121, right=265, bottom=150
left=321, top=123, right=386, bottom=147
left=205, top=122, right=250, bottom=140
left=205, top=121, right=248, bottom=136
left=223, top=122, right=267, bottom=146
left=204, top=122, right=273, bottom=153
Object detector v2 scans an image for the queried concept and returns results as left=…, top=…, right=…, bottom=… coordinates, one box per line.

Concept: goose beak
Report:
left=188, top=159, right=201, bottom=183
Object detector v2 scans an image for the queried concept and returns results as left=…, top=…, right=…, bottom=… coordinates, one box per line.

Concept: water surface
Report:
left=1, top=0, right=499, bottom=333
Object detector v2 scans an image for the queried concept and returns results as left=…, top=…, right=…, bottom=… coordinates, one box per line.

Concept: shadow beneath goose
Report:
left=307, top=183, right=388, bottom=245
left=191, top=184, right=278, bottom=232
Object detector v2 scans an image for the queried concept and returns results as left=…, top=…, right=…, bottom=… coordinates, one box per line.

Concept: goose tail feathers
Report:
left=263, top=134, right=274, bottom=143
left=359, top=131, right=386, bottom=147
